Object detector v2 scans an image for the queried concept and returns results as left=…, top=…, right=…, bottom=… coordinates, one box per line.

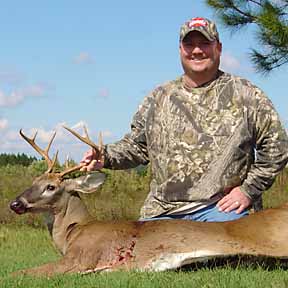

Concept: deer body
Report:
left=10, top=127, right=288, bottom=276
left=11, top=176, right=288, bottom=276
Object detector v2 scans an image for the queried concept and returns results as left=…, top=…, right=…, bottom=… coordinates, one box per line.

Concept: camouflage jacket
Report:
left=103, top=71, right=288, bottom=218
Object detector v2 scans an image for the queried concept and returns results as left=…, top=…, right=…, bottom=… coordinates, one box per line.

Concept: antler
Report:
left=19, top=129, right=58, bottom=173
left=60, top=125, right=104, bottom=178
left=63, top=125, right=104, bottom=160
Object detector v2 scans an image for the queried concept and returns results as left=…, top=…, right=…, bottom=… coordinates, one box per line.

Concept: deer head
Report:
left=10, top=127, right=105, bottom=215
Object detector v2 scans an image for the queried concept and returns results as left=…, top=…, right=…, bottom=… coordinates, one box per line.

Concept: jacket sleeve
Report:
left=103, top=93, right=154, bottom=170
left=240, top=90, right=288, bottom=201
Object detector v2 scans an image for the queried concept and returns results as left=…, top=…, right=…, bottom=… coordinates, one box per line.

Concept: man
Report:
left=81, top=17, right=288, bottom=222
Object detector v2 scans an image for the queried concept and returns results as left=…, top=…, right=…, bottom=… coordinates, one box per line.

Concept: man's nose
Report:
left=191, top=45, right=204, bottom=54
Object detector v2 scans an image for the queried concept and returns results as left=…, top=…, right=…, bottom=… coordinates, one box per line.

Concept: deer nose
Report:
left=10, top=199, right=27, bottom=214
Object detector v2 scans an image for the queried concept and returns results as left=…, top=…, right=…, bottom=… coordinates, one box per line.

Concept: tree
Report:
left=0, top=153, right=37, bottom=167
left=206, top=0, right=288, bottom=73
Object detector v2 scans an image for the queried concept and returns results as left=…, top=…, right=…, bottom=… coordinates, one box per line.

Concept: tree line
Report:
left=0, top=153, right=37, bottom=167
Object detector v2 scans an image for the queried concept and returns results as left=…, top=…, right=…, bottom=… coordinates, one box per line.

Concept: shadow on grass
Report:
left=180, top=254, right=288, bottom=272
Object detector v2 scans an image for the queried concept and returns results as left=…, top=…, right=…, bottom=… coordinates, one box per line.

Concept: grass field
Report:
left=1, top=225, right=288, bottom=288
left=1, top=166, right=288, bottom=287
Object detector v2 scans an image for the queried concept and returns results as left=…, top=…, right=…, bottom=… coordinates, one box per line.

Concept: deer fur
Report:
left=10, top=172, right=288, bottom=276
left=10, top=127, right=288, bottom=277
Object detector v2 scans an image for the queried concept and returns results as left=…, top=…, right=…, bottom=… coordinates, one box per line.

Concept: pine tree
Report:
left=206, top=0, right=288, bottom=73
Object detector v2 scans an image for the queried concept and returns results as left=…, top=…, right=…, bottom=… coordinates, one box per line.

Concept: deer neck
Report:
left=52, top=191, right=93, bottom=254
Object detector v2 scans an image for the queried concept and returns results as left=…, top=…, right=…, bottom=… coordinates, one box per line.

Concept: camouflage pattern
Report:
left=103, top=71, right=288, bottom=219
left=179, top=17, right=219, bottom=42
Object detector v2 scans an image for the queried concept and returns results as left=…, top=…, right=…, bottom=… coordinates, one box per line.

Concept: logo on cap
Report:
left=188, top=18, right=208, bottom=28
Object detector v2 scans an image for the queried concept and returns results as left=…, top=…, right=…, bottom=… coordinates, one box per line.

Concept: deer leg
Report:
left=12, top=249, right=116, bottom=277
left=12, top=257, right=81, bottom=277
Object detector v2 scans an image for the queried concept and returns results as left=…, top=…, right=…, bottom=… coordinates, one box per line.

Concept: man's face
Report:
left=180, top=31, right=222, bottom=78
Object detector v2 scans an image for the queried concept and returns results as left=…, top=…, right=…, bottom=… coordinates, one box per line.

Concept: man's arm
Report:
left=81, top=92, right=155, bottom=171
left=217, top=89, right=288, bottom=213
left=241, top=90, right=288, bottom=201
left=103, top=105, right=150, bottom=169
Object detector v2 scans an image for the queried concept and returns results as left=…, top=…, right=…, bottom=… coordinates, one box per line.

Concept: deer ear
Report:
left=64, top=172, right=106, bottom=194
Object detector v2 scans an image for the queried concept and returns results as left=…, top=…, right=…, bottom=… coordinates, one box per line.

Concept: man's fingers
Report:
left=80, top=148, right=100, bottom=164
left=218, top=198, right=241, bottom=213
left=235, top=204, right=245, bottom=214
left=82, top=160, right=104, bottom=172
left=224, top=201, right=241, bottom=213
left=217, top=186, right=251, bottom=214
left=79, top=147, right=105, bottom=172
left=91, top=148, right=98, bottom=157
left=217, top=196, right=232, bottom=211
left=216, top=196, right=229, bottom=207
left=84, top=160, right=96, bottom=171
left=219, top=201, right=234, bottom=212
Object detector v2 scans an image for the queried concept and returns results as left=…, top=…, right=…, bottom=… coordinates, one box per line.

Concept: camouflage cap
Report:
left=179, top=17, right=219, bottom=42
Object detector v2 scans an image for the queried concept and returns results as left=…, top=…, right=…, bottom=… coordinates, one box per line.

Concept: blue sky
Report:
left=0, top=0, right=287, bottom=162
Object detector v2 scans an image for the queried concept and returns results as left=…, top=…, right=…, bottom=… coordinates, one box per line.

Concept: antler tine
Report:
left=98, top=131, right=103, bottom=150
left=83, top=125, right=89, bottom=140
left=32, top=131, right=38, bottom=142
left=59, top=163, right=85, bottom=178
left=47, top=150, right=59, bottom=173
left=19, top=129, right=57, bottom=173
left=46, top=131, right=56, bottom=155
left=59, top=151, right=86, bottom=178
left=63, top=125, right=99, bottom=151
left=61, top=125, right=104, bottom=178
left=98, top=132, right=104, bottom=161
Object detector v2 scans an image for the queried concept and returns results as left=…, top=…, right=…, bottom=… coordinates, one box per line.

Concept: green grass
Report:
left=1, top=165, right=288, bottom=287
left=1, top=225, right=288, bottom=288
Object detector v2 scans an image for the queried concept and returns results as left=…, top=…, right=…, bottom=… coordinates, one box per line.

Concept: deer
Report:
left=10, top=126, right=288, bottom=277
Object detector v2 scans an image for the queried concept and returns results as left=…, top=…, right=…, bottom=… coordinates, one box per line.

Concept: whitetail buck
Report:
left=10, top=127, right=288, bottom=276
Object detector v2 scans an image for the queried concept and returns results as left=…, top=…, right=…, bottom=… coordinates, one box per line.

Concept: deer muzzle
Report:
left=10, top=199, right=27, bottom=214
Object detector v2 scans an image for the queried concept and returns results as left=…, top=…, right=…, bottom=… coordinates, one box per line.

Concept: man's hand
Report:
left=216, top=186, right=252, bottom=214
left=80, top=148, right=104, bottom=172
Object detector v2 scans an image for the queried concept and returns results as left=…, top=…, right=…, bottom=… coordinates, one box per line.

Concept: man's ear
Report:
left=217, top=41, right=222, bottom=54
left=64, top=172, right=106, bottom=194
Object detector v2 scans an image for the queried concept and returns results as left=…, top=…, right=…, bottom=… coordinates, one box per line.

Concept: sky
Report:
left=0, top=0, right=287, bottom=162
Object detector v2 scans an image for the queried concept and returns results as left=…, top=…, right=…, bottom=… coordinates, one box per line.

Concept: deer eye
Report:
left=46, top=184, right=56, bottom=191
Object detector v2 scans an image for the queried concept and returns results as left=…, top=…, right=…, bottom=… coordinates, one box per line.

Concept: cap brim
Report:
left=182, top=27, right=215, bottom=42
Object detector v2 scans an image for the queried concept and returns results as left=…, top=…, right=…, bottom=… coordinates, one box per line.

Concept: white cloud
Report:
left=1, top=122, right=114, bottom=162
left=102, top=130, right=113, bottom=138
left=60, top=121, right=113, bottom=144
left=0, top=83, right=46, bottom=107
left=74, top=52, right=95, bottom=64
left=0, top=141, right=27, bottom=151
left=30, top=128, right=56, bottom=143
left=1, top=126, right=66, bottom=159
left=0, top=129, right=28, bottom=152
left=70, top=120, right=88, bottom=131
left=15, top=121, right=93, bottom=144
left=0, top=118, right=8, bottom=130
left=0, top=90, right=23, bottom=107
left=220, top=52, right=241, bottom=72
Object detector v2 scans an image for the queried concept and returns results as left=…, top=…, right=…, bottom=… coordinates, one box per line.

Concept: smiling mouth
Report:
left=190, top=58, right=207, bottom=62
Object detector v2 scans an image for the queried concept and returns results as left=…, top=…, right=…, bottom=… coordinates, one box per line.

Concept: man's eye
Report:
left=183, top=42, right=193, bottom=47
left=46, top=185, right=56, bottom=191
